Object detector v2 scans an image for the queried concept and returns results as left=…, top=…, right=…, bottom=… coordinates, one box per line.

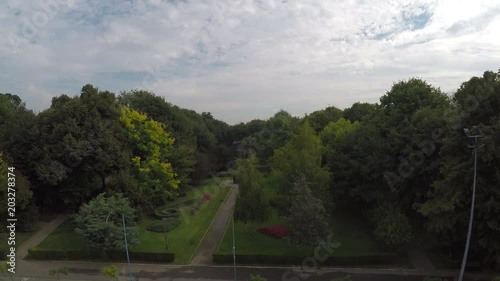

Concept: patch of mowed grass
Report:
left=34, top=177, right=232, bottom=264
left=0, top=227, right=40, bottom=255
left=36, top=221, right=87, bottom=250
left=133, top=179, right=231, bottom=263
left=217, top=177, right=388, bottom=259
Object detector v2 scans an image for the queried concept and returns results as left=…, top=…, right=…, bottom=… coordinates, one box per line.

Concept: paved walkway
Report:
left=407, top=239, right=435, bottom=271
left=190, top=180, right=239, bottom=265
left=18, top=214, right=68, bottom=260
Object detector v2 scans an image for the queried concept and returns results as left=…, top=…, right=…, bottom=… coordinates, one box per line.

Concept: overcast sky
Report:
left=1, top=0, right=499, bottom=124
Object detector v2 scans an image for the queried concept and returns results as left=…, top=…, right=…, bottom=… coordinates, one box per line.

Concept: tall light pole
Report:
left=232, top=212, right=237, bottom=281
left=458, top=126, right=484, bottom=281
left=122, top=213, right=134, bottom=281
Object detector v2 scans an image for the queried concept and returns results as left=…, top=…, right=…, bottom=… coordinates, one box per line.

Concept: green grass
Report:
left=0, top=227, right=40, bottom=255
left=133, top=177, right=231, bottom=263
left=35, top=177, right=232, bottom=264
left=218, top=177, right=389, bottom=258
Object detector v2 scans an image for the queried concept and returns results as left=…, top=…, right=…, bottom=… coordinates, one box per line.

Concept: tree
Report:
left=232, top=154, right=268, bottom=222
left=271, top=121, right=331, bottom=210
left=369, top=204, right=412, bottom=252
left=119, top=90, right=198, bottom=185
left=305, top=106, right=343, bottom=133
left=0, top=152, right=36, bottom=231
left=118, top=105, right=180, bottom=210
left=284, top=175, right=330, bottom=247
left=74, top=194, right=139, bottom=251
left=101, top=265, right=119, bottom=281
left=320, top=118, right=360, bottom=167
left=48, top=267, right=68, bottom=281
left=20, top=85, right=129, bottom=208
left=343, top=102, right=376, bottom=122
left=419, top=70, right=500, bottom=265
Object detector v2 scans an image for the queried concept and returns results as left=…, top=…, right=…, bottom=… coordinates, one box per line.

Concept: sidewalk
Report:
left=18, top=214, right=67, bottom=260
left=190, top=180, right=239, bottom=265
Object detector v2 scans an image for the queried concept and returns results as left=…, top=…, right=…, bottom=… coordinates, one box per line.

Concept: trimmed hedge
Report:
left=147, top=218, right=181, bottom=233
left=166, top=199, right=196, bottom=209
left=28, top=248, right=174, bottom=263
left=154, top=208, right=180, bottom=219
left=213, top=252, right=400, bottom=266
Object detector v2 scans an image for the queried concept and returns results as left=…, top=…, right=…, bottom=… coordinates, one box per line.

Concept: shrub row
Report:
left=28, top=248, right=174, bottom=263
left=167, top=199, right=196, bottom=209
left=147, top=218, right=181, bottom=233
left=213, top=252, right=399, bottom=266
left=154, top=208, right=180, bottom=219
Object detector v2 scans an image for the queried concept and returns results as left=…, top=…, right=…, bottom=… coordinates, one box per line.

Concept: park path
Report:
left=407, top=238, right=435, bottom=271
left=17, top=214, right=68, bottom=260
left=189, top=180, right=239, bottom=265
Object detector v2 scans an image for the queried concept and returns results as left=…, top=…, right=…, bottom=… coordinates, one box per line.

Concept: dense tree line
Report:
left=1, top=69, right=499, bottom=266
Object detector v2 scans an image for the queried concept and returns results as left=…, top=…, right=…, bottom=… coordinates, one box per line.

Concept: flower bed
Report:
left=257, top=226, right=289, bottom=238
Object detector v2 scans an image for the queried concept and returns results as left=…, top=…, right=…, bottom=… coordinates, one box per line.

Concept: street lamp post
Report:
left=458, top=126, right=484, bottom=281
left=232, top=213, right=237, bottom=281
left=122, top=213, right=134, bottom=281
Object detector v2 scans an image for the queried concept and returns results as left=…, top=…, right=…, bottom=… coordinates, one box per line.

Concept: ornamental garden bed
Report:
left=31, top=177, right=231, bottom=264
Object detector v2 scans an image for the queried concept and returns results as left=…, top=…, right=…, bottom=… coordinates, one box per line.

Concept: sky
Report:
left=1, top=0, right=500, bottom=124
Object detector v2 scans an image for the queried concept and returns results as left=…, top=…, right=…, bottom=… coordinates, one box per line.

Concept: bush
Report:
left=216, top=171, right=231, bottom=178
left=146, top=218, right=181, bottom=233
left=166, top=199, right=196, bottom=209
left=27, top=248, right=174, bottom=262
left=154, top=207, right=180, bottom=219
left=213, top=252, right=399, bottom=266
left=368, top=203, right=412, bottom=252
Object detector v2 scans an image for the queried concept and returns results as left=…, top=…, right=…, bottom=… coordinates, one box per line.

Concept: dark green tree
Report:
left=419, top=70, right=500, bottom=265
left=232, top=154, right=268, bottom=222
left=271, top=121, right=331, bottom=210
left=284, top=175, right=330, bottom=247
left=343, top=102, right=376, bottom=122
left=74, top=194, right=139, bottom=251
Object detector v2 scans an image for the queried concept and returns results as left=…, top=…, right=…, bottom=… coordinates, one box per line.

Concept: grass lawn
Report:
left=217, top=177, right=391, bottom=260
left=0, top=227, right=40, bottom=255
left=35, top=177, right=232, bottom=264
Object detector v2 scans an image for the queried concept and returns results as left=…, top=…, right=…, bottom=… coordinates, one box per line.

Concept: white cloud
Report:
left=1, top=0, right=499, bottom=123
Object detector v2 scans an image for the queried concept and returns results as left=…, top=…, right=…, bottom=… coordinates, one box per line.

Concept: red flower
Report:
left=257, top=226, right=289, bottom=238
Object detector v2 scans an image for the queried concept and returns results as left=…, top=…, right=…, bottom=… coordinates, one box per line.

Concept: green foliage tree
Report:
left=255, top=110, right=299, bottom=161
left=101, top=265, right=119, bottom=281
left=0, top=152, right=36, bottom=231
left=271, top=121, right=331, bottom=211
left=20, top=85, right=129, bottom=208
left=369, top=204, right=412, bottom=252
left=320, top=118, right=359, bottom=168
left=305, top=106, right=343, bottom=133
left=284, top=175, right=330, bottom=247
left=343, top=102, right=376, bottom=122
left=48, top=266, right=68, bottom=281
left=118, top=90, right=199, bottom=184
left=118, top=105, right=180, bottom=210
left=74, top=194, right=139, bottom=251
left=232, top=154, right=268, bottom=222
left=419, top=70, right=500, bottom=265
